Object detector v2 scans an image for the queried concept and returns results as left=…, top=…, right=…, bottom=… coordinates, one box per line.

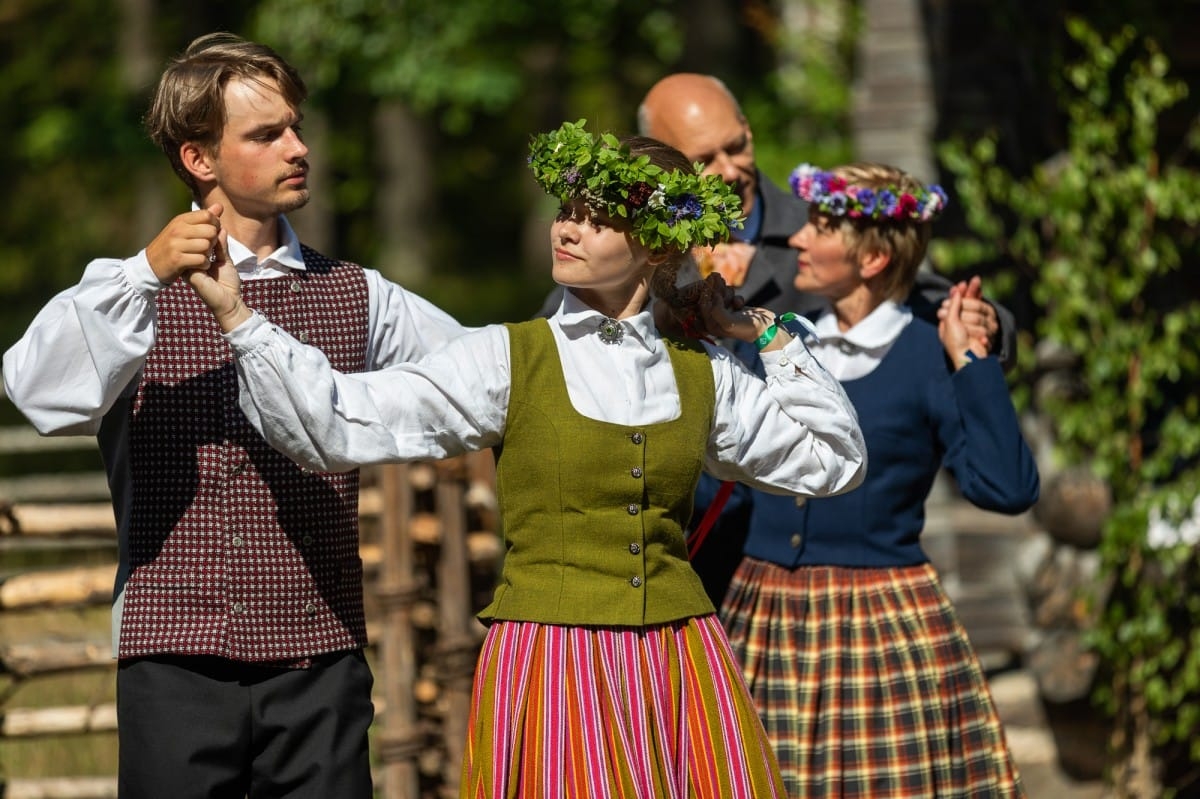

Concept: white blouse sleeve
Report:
left=704, top=336, right=866, bottom=497
left=2, top=254, right=163, bottom=436
left=362, top=268, right=471, bottom=368
left=227, top=313, right=509, bottom=473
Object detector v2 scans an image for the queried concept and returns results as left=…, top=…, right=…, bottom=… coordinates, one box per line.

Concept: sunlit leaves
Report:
left=937, top=16, right=1200, bottom=780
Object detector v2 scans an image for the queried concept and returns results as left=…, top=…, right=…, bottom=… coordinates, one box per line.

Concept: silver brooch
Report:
left=597, top=317, right=624, bottom=344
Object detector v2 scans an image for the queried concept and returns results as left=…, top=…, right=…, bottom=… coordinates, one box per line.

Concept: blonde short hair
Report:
left=819, top=163, right=934, bottom=302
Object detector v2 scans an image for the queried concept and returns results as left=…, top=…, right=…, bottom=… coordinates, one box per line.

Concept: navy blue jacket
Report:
left=702, top=318, right=1038, bottom=572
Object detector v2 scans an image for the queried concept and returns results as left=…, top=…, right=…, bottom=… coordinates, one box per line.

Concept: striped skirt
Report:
left=461, top=614, right=786, bottom=798
left=721, top=559, right=1026, bottom=799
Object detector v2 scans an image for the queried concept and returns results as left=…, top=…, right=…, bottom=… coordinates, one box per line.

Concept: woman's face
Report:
left=788, top=214, right=861, bottom=300
left=550, top=199, right=653, bottom=297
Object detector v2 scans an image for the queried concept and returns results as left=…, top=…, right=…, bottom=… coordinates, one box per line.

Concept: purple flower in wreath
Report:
left=922, top=185, right=948, bottom=220
left=669, top=194, right=704, bottom=222
left=563, top=167, right=581, bottom=185
left=854, top=187, right=877, bottom=216
left=876, top=189, right=899, bottom=217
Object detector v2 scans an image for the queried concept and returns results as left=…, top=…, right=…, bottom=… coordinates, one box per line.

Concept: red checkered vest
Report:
left=116, top=246, right=370, bottom=662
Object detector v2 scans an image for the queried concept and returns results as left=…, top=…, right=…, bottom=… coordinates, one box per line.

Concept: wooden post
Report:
left=374, top=464, right=424, bottom=799
left=434, top=458, right=480, bottom=797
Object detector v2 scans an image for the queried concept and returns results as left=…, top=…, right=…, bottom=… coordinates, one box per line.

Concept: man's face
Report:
left=655, top=106, right=758, bottom=219
left=208, top=77, right=310, bottom=220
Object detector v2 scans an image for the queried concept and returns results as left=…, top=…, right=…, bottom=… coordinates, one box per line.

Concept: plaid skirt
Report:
left=721, top=559, right=1026, bottom=799
left=461, top=615, right=786, bottom=799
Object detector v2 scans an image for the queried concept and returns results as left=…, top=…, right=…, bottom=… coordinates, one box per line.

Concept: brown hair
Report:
left=821, top=162, right=934, bottom=302
left=143, top=32, right=307, bottom=197
left=615, top=136, right=705, bottom=311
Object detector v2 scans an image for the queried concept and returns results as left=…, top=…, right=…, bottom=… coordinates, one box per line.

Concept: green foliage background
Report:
left=935, top=16, right=1200, bottom=795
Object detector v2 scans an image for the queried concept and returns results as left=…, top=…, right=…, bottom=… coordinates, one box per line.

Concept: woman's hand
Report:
left=939, top=290, right=989, bottom=370
left=937, top=275, right=998, bottom=351
left=145, top=204, right=227, bottom=285
left=692, top=274, right=785, bottom=350
left=184, top=222, right=251, bottom=333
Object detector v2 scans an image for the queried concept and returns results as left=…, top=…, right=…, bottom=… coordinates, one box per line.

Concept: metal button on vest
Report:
left=630, top=467, right=643, bottom=478
left=795, top=496, right=807, bottom=508
left=790, top=533, right=803, bottom=548
left=629, top=542, right=641, bottom=555
left=627, top=504, right=639, bottom=515
left=297, top=331, right=310, bottom=344
left=230, top=462, right=247, bottom=476
left=302, top=535, right=313, bottom=546
left=232, top=602, right=245, bottom=614
left=231, top=535, right=244, bottom=548
left=304, top=602, right=317, bottom=616
left=290, top=279, right=302, bottom=293
left=630, top=432, right=643, bottom=444
left=630, top=576, right=642, bottom=588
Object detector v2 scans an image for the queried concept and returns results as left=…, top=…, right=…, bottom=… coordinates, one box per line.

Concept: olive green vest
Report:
left=478, top=319, right=716, bottom=626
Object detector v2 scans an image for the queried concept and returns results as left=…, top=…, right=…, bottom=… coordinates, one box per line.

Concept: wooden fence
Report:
left=0, top=425, right=500, bottom=799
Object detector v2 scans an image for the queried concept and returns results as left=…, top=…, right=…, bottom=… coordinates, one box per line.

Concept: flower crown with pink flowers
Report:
left=788, top=163, right=948, bottom=222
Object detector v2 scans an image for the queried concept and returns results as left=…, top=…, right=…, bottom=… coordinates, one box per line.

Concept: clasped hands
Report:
left=145, top=203, right=250, bottom=332
left=938, top=275, right=996, bottom=369
left=657, top=273, right=784, bottom=351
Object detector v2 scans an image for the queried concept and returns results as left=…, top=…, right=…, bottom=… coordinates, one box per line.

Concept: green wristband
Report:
left=755, top=323, right=779, bottom=350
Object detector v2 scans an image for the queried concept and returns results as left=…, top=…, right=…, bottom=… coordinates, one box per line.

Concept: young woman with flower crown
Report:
left=184, top=120, right=866, bottom=798
left=717, top=162, right=1039, bottom=798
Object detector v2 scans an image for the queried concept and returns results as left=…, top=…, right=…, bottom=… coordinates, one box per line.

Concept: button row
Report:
left=623, top=436, right=645, bottom=590
left=229, top=601, right=319, bottom=617
left=229, top=534, right=314, bottom=547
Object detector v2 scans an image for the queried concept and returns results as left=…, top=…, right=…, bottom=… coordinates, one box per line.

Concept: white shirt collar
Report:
left=813, top=299, right=911, bottom=352
left=554, top=289, right=659, bottom=353
left=191, top=205, right=306, bottom=274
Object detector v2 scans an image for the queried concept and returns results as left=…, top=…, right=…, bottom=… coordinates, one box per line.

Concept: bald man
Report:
left=635, top=73, right=799, bottom=311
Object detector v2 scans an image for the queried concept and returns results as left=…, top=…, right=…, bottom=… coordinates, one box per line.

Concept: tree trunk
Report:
left=287, top=111, right=335, bottom=254
left=117, top=0, right=171, bottom=249
left=373, top=103, right=433, bottom=284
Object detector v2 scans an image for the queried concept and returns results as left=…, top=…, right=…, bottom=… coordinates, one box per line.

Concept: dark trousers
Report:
left=116, top=650, right=374, bottom=799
